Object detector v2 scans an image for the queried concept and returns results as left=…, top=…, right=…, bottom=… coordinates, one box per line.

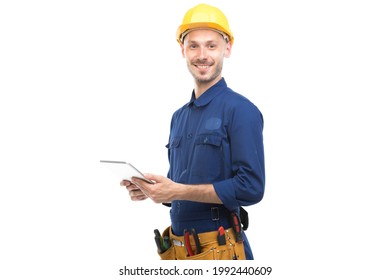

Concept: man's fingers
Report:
left=120, top=180, right=132, bottom=187
left=131, top=195, right=148, bottom=201
left=126, top=184, right=140, bottom=191
left=129, top=189, right=148, bottom=201
left=120, top=179, right=149, bottom=201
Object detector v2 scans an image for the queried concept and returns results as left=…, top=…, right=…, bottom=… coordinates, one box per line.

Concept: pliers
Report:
left=184, top=228, right=201, bottom=256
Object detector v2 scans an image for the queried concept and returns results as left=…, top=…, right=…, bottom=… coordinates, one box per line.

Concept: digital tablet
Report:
left=100, top=160, right=154, bottom=184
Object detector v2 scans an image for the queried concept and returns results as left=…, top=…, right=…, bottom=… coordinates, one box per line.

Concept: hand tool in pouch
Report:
left=230, top=212, right=244, bottom=242
left=162, top=236, right=171, bottom=251
left=154, top=229, right=163, bottom=253
left=184, top=228, right=201, bottom=256
left=217, top=226, right=226, bottom=245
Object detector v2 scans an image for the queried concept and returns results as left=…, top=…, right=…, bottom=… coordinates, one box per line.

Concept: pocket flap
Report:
left=166, top=136, right=182, bottom=148
left=195, top=134, right=222, bottom=147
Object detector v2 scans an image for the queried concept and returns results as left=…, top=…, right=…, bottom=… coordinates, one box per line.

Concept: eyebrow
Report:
left=187, top=40, right=218, bottom=44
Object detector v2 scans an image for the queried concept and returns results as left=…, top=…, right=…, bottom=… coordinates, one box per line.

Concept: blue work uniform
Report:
left=166, top=78, right=265, bottom=260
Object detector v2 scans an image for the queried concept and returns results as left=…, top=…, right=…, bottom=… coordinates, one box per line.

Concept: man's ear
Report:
left=180, top=43, right=185, bottom=58
left=224, top=41, right=232, bottom=58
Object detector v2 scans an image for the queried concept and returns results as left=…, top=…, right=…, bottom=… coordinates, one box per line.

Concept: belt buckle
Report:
left=211, top=207, right=219, bottom=221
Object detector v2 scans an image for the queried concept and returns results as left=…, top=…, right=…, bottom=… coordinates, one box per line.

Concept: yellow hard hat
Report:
left=176, top=4, right=234, bottom=44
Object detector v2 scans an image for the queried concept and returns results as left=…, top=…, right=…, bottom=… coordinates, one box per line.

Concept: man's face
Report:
left=181, top=29, right=231, bottom=85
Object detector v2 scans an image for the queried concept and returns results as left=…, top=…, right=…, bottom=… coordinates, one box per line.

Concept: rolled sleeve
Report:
left=213, top=103, right=265, bottom=211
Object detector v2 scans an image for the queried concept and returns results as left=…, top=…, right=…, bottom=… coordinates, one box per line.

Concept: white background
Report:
left=1, top=0, right=389, bottom=279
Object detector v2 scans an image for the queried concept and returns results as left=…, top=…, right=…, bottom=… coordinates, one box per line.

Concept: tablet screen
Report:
left=100, top=160, right=154, bottom=184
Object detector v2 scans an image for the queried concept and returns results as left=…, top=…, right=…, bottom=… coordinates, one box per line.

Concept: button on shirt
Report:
left=166, top=78, right=265, bottom=230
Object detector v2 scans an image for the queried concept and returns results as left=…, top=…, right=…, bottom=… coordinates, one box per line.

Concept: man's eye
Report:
left=189, top=44, right=198, bottom=49
left=208, top=44, right=216, bottom=49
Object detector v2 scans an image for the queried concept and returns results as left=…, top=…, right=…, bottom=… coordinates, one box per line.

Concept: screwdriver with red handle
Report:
left=217, top=226, right=226, bottom=245
left=230, top=212, right=244, bottom=242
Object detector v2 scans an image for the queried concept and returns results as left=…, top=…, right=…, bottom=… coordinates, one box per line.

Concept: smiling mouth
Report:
left=195, top=65, right=211, bottom=69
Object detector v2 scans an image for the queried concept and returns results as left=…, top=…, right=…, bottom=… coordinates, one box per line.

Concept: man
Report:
left=121, top=4, right=265, bottom=260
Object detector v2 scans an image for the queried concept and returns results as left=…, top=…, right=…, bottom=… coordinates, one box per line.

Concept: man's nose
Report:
left=198, top=46, right=208, bottom=59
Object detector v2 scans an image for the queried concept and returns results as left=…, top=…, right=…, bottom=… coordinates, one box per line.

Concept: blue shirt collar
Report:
left=187, top=78, right=227, bottom=108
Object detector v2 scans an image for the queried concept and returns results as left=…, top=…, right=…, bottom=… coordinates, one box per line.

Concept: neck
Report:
left=194, top=76, right=222, bottom=99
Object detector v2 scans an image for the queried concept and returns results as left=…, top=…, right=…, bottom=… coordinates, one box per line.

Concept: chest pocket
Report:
left=195, top=134, right=222, bottom=147
left=192, top=134, right=223, bottom=181
left=166, top=136, right=184, bottom=181
left=166, top=136, right=182, bottom=149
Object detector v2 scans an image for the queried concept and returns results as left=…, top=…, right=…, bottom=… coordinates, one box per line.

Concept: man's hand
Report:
left=131, top=174, right=223, bottom=204
left=120, top=180, right=148, bottom=201
left=131, top=174, right=177, bottom=204
left=121, top=174, right=222, bottom=204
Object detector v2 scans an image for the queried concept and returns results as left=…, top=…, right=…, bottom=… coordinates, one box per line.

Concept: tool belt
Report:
left=157, top=226, right=246, bottom=260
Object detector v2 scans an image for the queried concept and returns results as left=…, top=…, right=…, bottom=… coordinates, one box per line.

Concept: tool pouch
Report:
left=157, top=226, right=176, bottom=260
left=157, top=226, right=246, bottom=260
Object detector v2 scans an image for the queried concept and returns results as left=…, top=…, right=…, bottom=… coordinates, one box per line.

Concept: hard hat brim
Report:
left=176, top=22, right=234, bottom=44
left=179, top=27, right=229, bottom=43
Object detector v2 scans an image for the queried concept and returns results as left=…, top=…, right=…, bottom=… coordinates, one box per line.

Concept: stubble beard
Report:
left=187, top=60, right=224, bottom=85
